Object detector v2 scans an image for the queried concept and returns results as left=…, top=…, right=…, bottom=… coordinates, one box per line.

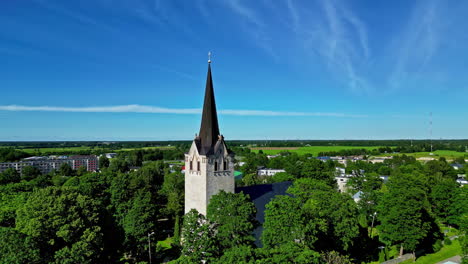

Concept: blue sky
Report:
left=0, top=0, right=467, bottom=140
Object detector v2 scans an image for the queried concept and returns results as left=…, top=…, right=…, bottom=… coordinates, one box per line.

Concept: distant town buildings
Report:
left=257, top=168, right=286, bottom=177
left=105, top=153, right=118, bottom=159
left=0, top=155, right=99, bottom=175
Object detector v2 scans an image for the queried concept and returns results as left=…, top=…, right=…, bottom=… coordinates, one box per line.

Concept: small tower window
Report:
left=190, top=161, right=193, bottom=170
left=197, top=161, right=200, bottom=171
left=214, top=161, right=218, bottom=171
left=223, top=160, right=227, bottom=170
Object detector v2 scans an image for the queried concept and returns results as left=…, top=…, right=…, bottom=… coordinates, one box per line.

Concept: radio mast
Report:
left=430, top=112, right=433, bottom=153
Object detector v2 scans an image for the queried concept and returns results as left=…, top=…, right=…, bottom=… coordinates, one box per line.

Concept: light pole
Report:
left=370, top=212, right=377, bottom=238
left=148, top=231, right=155, bottom=264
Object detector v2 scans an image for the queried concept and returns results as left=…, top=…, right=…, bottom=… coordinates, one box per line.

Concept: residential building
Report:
left=0, top=155, right=99, bottom=175
left=257, top=168, right=286, bottom=177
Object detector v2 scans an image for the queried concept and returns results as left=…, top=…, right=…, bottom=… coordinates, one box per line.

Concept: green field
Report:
left=379, top=150, right=467, bottom=160
left=250, top=146, right=467, bottom=160
left=250, top=146, right=384, bottom=156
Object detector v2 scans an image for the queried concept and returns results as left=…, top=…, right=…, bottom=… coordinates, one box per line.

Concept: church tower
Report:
left=184, top=57, right=235, bottom=215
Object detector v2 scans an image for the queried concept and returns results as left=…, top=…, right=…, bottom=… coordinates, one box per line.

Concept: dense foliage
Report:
left=0, top=157, right=185, bottom=263
left=0, top=141, right=467, bottom=263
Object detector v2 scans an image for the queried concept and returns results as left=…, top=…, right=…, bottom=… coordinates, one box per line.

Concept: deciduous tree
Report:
left=207, top=191, right=257, bottom=249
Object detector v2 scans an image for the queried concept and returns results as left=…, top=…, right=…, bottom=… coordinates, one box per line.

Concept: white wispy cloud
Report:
left=388, top=0, right=441, bottom=91
left=32, top=0, right=118, bottom=33
left=0, top=105, right=365, bottom=117
left=284, top=0, right=371, bottom=93
left=319, top=0, right=371, bottom=93
left=222, top=0, right=278, bottom=60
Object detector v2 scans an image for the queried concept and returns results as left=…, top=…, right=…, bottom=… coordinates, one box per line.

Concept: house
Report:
left=369, top=156, right=392, bottom=164
left=257, top=168, right=286, bottom=177
left=335, top=167, right=346, bottom=176
left=335, top=176, right=350, bottom=192
left=105, top=153, right=117, bottom=159
left=456, top=178, right=468, bottom=185
left=451, top=163, right=464, bottom=170
left=417, top=157, right=436, bottom=162
left=352, top=191, right=363, bottom=203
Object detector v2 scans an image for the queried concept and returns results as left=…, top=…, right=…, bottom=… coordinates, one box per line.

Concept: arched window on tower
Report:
left=214, top=161, right=218, bottom=171
left=223, top=160, right=227, bottom=170
left=197, top=161, right=200, bottom=171
left=189, top=161, right=193, bottom=170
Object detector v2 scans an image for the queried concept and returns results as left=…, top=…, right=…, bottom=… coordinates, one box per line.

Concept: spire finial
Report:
left=208, top=51, right=212, bottom=63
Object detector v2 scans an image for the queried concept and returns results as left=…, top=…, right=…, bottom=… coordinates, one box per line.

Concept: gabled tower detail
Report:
left=184, top=58, right=235, bottom=215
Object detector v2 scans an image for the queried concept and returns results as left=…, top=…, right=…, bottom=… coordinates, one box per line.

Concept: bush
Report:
left=433, top=239, right=443, bottom=252
left=378, top=249, right=386, bottom=263
left=444, top=237, right=452, bottom=245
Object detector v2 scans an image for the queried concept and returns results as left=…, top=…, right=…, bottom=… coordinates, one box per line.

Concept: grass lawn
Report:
left=400, top=239, right=461, bottom=264
left=157, top=237, right=173, bottom=249
left=250, top=146, right=385, bottom=156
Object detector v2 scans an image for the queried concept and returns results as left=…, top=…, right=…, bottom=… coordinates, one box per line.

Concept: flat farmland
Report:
left=379, top=150, right=467, bottom=160
left=250, top=146, right=383, bottom=156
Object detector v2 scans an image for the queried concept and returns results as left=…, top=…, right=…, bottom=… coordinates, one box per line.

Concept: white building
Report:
left=257, top=168, right=286, bottom=177
left=105, top=153, right=117, bottom=159
left=335, top=176, right=351, bottom=192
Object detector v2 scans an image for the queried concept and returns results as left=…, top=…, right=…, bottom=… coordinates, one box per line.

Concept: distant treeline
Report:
left=0, top=141, right=191, bottom=149
left=227, top=139, right=468, bottom=150
left=1, top=140, right=467, bottom=158
left=0, top=148, right=30, bottom=162
left=2, top=139, right=467, bottom=148
left=319, top=144, right=467, bottom=157
left=0, top=146, right=185, bottom=162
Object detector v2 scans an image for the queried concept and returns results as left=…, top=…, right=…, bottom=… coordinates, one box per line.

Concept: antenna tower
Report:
left=430, top=112, right=433, bottom=153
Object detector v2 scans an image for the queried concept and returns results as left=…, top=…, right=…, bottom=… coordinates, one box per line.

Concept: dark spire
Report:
left=198, top=61, right=220, bottom=155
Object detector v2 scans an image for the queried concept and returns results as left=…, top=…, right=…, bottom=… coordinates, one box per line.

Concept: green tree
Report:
left=109, top=158, right=129, bottom=173
left=447, top=185, right=468, bottom=228
left=0, top=190, right=29, bottom=227
left=214, top=245, right=257, bottom=264
left=0, top=227, right=40, bottom=264
left=76, top=166, right=87, bottom=176
left=180, top=209, right=219, bottom=262
left=256, top=242, right=321, bottom=264
left=16, top=187, right=104, bottom=263
left=59, top=163, right=74, bottom=176
left=262, top=195, right=304, bottom=248
left=272, top=172, right=294, bottom=183
left=0, top=168, right=20, bottom=184
left=98, top=155, right=110, bottom=169
left=430, top=178, right=459, bottom=222
left=207, top=191, right=257, bottom=249
left=321, top=251, right=353, bottom=264
left=301, top=159, right=326, bottom=179
left=122, top=190, right=157, bottom=258
left=21, top=166, right=41, bottom=181
left=160, top=171, right=184, bottom=244
left=241, top=173, right=259, bottom=186
left=377, top=172, right=437, bottom=256
left=263, top=178, right=360, bottom=252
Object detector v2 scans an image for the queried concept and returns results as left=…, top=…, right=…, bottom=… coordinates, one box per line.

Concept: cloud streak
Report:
left=222, top=0, right=278, bottom=60
left=285, top=0, right=371, bottom=93
left=0, top=105, right=365, bottom=118
left=388, top=0, right=441, bottom=91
